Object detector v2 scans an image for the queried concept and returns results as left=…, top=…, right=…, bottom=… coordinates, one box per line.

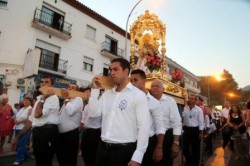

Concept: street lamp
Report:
left=125, top=0, right=143, bottom=59
left=207, top=77, right=210, bottom=106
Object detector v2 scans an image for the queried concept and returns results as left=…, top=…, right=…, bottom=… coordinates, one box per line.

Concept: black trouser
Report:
left=81, top=128, right=101, bottom=166
left=57, top=128, right=79, bottom=166
left=205, top=133, right=213, bottom=154
left=95, top=140, right=136, bottom=166
left=32, top=124, right=59, bottom=166
left=183, top=126, right=200, bottom=166
left=142, top=135, right=157, bottom=166
left=156, top=129, right=174, bottom=166
left=222, top=131, right=234, bottom=150
left=214, top=120, right=221, bottom=130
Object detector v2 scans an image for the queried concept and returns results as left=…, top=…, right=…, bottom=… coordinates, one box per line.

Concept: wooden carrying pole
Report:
left=39, top=76, right=114, bottom=99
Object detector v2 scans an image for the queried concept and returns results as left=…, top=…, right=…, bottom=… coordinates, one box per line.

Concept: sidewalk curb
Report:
left=0, top=152, right=17, bottom=158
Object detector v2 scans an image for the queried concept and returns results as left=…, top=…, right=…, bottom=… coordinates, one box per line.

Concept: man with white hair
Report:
left=150, top=79, right=182, bottom=166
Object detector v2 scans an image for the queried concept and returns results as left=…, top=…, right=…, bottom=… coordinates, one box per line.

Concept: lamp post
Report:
left=125, top=0, right=143, bottom=59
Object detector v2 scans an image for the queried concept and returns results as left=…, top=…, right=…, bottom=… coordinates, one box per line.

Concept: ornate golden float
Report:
left=129, top=10, right=187, bottom=104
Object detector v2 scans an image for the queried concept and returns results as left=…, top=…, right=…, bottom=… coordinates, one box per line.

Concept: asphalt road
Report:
left=0, top=134, right=249, bottom=166
left=0, top=155, right=85, bottom=166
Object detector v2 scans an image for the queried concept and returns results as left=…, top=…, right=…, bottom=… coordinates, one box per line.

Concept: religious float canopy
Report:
left=129, top=10, right=186, bottom=104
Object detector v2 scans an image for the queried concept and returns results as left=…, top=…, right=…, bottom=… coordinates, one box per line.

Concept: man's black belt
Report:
left=34, top=124, right=57, bottom=129
left=85, top=128, right=100, bottom=131
left=183, top=126, right=199, bottom=129
left=100, top=140, right=136, bottom=149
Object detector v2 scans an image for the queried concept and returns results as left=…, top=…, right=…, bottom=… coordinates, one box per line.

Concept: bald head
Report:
left=150, top=79, right=164, bottom=100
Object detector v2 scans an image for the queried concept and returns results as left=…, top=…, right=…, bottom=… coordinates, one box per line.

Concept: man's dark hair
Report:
left=14, top=103, right=19, bottom=108
left=131, top=69, right=146, bottom=79
left=41, top=75, right=54, bottom=85
left=196, top=95, right=204, bottom=102
left=111, top=58, right=131, bottom=74
left=24, top=97, right=32, bottom=103
left=69, top=83, right=79, bottom=91
left=83, top=87, right=91, bottom=92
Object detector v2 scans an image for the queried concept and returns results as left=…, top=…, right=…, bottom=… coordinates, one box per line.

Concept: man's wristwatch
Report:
left=39, top=100, right=45, bottom=103
left=173, top=141, right=180, bottom=146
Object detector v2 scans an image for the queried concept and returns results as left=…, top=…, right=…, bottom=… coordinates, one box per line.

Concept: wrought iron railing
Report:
left=33, top=8, right=72, bottom=35
left=39, top=54, right=68, bottom=74
left=102, top=41, right=124, bottom=58
left=0, top=1, right=7, bottom=7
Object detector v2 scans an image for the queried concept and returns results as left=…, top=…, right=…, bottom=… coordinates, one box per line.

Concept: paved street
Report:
left=0, top=135, right=249, bottom=166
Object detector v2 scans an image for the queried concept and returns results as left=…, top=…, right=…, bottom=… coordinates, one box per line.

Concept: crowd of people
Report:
left=0, top=58, right=250, bottom=166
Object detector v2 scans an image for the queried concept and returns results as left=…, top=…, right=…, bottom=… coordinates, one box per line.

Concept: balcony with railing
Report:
left=32, top=8, right=72, bottom=40
left=101, top=41, right=124, bottom=59
left=39, top=54, right=68, bottom=76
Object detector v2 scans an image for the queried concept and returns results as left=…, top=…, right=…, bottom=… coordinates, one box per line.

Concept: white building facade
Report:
left=0, top=0, right=200, bottom=107
left=0, top=0, right=129, bottom=106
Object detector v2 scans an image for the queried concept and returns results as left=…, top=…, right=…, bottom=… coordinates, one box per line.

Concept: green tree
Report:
left=199, top=69, right=239, bottom=106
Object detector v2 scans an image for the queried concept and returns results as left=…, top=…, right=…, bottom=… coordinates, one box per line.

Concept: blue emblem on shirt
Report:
left=119, top=99, right=127, bottom=111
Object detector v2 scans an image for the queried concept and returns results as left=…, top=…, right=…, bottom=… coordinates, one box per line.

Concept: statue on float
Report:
left=129, top=10, right=167, bottom=79
left=129, top=10, right=187, bottom=99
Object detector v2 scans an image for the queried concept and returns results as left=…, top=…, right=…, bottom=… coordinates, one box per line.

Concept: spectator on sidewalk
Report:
left=221, top=101, right=234, bottom=150
left=0, top=94, right=14, bottom=154
left=211, top=107, right=221, bottom=135
left=227, top=104, right=247, bottom=160
left=204, top=115, right=216, bottom=155
left=12, top=97, right=32, bottom=165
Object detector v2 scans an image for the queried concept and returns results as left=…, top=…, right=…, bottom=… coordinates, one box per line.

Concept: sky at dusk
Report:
left=78, top=0, right=250, bottom=88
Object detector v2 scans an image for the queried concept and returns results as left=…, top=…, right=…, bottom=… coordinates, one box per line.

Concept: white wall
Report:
left=0, top=0, right=128, bottom=105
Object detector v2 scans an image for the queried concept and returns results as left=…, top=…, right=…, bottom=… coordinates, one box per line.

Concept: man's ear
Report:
left=125, top=68, right=130, bottom=75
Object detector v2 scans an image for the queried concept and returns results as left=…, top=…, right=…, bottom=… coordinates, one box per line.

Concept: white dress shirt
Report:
left=58, top=97, right=83, bottom=133
left=14, top=106, right=32, bottom=130
left=158, top=94, right=182, bottom=135
left=146, top=92, right=165, bottom=137
left=182, top=105, right=204, bottom=130
left=204, top=115, right=210, bottom=129
left=209, top=123, right=217, bottom=134
left=30, top=95, right=60, bottom=127
left=81, top=104, right=101, bottom=129
left=221, top=108, right=230, bottom=118
left=88, top=82, right=150, bottom=164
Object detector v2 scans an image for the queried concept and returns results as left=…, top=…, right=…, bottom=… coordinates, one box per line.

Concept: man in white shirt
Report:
left=89, top=58, right=150, bottom=166
left=150, top=79, right=182, bottom=166
left=57, top=83, right=83, bottom=166
left=221, top=101, right=230, bottom=120
left=80, top=88, right=102, bottom=166
left=130, top=69, right=165, bottom=166
left=182, top=94, right=204, bottom=166
left=12, top=76, right=60, bottom=166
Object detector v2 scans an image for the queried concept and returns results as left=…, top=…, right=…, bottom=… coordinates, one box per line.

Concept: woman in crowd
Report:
left=227, top=104, right=247, bottom=160
left=12, top=97, right=32, bottom=165
left=0, top=94, right=14, bottom=154
left=245, top=99, right=250, bottom=157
